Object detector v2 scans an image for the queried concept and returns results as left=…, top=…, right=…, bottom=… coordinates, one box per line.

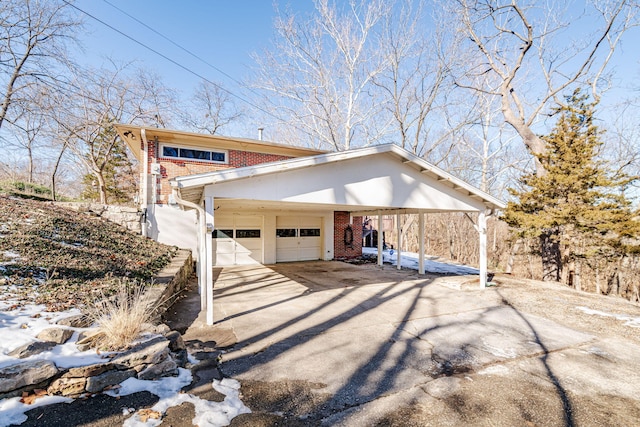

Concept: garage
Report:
left=170, top=144, right=506, bottom=325
left=276, top=216, right=322, bottom=262
left=213, top=215, right=263, bottom=265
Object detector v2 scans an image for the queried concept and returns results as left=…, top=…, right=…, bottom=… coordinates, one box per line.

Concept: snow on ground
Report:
left=577, top=306, right=640, bottom=328
left=0, top=299, right=250, bottom=426
left=112, top=374, right=250, bottom=427
left=363, top=247, right=479, bottom=275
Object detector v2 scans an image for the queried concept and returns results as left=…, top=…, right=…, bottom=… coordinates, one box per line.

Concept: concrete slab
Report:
left=201, top=261, right=640, bottom=425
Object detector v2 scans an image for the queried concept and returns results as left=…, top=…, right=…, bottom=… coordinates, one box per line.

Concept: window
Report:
left=162, top=146, right=178, bottom=157
left=161, top=144, right=227, bottom=164
left=213, top=229, right=233, bottom=238
left=300, top=228, right=321, bottom=237
left=276, top=228, right=297, bottom=238
left=180, top=148, right=210, bottom=161
left=235, top=229, right=261, bottom=239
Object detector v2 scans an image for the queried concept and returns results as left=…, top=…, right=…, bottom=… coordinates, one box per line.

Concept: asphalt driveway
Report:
left=206, top=261, right=640, bottom=426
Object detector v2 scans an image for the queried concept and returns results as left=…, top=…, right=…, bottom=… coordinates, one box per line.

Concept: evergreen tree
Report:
left=503, top=90, right=640, bottom=285
left=81, top=125, right=137, bottom=204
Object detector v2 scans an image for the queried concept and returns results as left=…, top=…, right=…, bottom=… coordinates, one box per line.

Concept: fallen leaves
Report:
left=0, top=196, right=176, bottom=312
left=20, top=389, right=48, bottom=405
left=137, top=408, right=162, bottom=422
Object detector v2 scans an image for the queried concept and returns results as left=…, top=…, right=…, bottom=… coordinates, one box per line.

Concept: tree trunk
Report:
left=27, top=146, right=34, bottom=184
left=505, top=239, right=521, bottom=274
left=96, top=170, right=108, bottom=204
left=540, top=231, right=561, bottom=281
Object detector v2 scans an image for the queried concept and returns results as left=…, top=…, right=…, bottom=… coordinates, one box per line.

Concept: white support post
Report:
left=396, top=213, right=402, bottom=270
left=204, top=196, right=215, bottom=324
left=478, top=210, right=488, bottom=288
left=377, top=211, right=383, bottom=267
left=196, top=212, right=206, bottom=310
left=418, top=212, right=425, bottom=275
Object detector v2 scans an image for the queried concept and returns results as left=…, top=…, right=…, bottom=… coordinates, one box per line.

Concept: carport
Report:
left=169, top=144, right=505, bottom=325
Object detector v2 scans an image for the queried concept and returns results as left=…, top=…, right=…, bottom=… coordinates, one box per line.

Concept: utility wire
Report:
left=62, top=0, right=281, bottom=124
left=101, top=0, right=257, bottom=98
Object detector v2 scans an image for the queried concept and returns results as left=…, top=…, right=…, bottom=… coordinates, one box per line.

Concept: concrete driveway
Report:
left=206, top=261, right=640, bottom=426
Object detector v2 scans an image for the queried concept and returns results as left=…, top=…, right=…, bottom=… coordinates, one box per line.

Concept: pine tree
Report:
left=503, top=89, right=640, bottom=285
left=81, top=126, right=137, bottom=204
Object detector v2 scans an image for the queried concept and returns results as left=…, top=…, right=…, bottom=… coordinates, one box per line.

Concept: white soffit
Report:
left=171, top=144, right=506, bottom=212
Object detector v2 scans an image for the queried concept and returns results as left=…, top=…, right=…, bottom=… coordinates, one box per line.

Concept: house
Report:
left=116, top=124, right=506, bottom=325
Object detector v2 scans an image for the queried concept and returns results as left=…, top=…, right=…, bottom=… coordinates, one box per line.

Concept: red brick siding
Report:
left=334, top=211, right=363, bottom=259
left=141, top=140, right=294, bottom=203
left=229, top=150, right=292, bottom=168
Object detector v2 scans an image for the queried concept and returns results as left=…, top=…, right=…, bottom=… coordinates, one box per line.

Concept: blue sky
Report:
left=73, top=0, right=639, bottom=119
left=74, top=1, right=313, bottom=97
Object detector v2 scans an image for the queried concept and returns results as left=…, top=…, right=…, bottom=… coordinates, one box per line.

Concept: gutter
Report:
left=140, top=129, right=150, bottom=237
left=171, top=188, right=210, bottom=316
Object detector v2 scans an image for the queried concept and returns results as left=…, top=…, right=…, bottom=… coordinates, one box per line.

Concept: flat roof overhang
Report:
left=114, top=124, right=326, bottom=162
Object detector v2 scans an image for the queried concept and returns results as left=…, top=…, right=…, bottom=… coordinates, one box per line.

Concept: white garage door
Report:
left=213, top=215, right=263, bottom=265
left=276, top=216, right=322, bottom=262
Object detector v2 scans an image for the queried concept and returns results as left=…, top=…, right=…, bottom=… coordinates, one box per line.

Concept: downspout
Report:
left=172, top=187, right=209, bottom=314
left=140, top=129, right=149, bottom=237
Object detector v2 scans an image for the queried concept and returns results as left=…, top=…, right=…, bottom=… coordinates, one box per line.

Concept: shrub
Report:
left=88, top=280, right=157, bottom=351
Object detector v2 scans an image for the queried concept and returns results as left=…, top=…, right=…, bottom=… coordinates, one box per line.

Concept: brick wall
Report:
left=141, top=139, right=294, bottom=204
left=333, top=211, right=363, bottom=259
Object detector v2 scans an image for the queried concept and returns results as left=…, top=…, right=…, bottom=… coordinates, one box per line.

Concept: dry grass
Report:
left=88, top=280, right=157, bottom=350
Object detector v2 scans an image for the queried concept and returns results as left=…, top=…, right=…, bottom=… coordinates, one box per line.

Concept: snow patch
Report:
left=363, top=247, right=479, bottom=275
left=478, top=365, right=510, bottom=376
left=0, top=395, right=73, bottom=427
left=576, top=306, right=640, bottom=328
left=114, top=373, right=250, bottom=427
left=0, top=302, right=250, bottom=426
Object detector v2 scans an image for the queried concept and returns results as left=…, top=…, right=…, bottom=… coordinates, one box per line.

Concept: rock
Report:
left=8, top=341, right=57, bottom=358
left=165, top=331, right=186, bottom=352
left=137, top=357, right=178, bottom=381
left=173, top=349, right=188, bottom=368
left=57, top=314, right=91, bottom=328
left=37, top=328, right=74, bottom=344
left=141, top=322, right=170, bottom=335
left=76, top=330, right=106, bottom=352
left=47, top=376, right=87, bottom=397
left=63, top=363, right=114, bottom=378
left=110, top=337, right=170, bottom=369
left=0, top=360, right=58, bottom=395
left=85, top=369, right=136, bottom=394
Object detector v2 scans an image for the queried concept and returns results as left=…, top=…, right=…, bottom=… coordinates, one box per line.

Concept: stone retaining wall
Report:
left=0, top=249, right=195, bottom=399
left=56, top=202, right=142, bottom=233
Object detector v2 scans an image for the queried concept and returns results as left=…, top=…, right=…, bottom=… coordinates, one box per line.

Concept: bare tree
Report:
left=449, top=0, right=639, bottom=175
left=372, top=1, right=464, bottom=157
left=455, top=86, right=528, bottom=195
left=447, top=0, right=639, bottom=281
left=180, top=79, right=242, bottom=135
left=252, top=0, right=391, bottom=151
left=0, top=0, right=80, bottom=131
left=56, top=63, right=173, bottom=204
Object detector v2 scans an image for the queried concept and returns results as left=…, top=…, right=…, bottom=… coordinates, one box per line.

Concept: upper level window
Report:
left=161, top=144, right=227, bottom=164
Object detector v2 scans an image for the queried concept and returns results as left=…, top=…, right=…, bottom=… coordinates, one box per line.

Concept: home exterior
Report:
left=115, top=125, right=348, bottom=260
left=116, top=124, right=506, bottom=325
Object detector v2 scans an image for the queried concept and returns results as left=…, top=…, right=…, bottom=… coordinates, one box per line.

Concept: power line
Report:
left=101, top=0, right=256, bottom=98
left=61, top=0, right=281, bottom=124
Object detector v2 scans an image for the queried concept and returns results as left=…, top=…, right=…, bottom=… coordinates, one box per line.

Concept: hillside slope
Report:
left=0, top=196, right=176, bottom=311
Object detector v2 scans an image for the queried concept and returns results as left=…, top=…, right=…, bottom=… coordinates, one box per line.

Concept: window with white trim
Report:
left=160, top=144, right=227, bottom=164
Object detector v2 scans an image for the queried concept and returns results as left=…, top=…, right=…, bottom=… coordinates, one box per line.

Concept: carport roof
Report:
left=170, top=144, right=506, bottom=212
